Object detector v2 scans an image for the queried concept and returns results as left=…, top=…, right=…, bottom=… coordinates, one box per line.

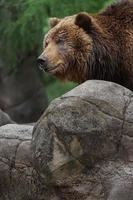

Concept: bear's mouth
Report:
left=39, top=64, right=58, bottom=73
left=47, top=63, right=63, bottom=74
left=47, top=65, right=58, bottom=72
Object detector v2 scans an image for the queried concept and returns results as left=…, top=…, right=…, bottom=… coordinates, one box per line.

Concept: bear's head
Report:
left=37, top=13, right=101, bottom=83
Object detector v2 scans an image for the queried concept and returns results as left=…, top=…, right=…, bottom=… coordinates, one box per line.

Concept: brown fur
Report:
left=39, top=0, right=133, bottom=90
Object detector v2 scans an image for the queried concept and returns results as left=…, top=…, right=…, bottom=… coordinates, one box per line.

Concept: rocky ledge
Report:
left=0, top=80, right=133, bottom=200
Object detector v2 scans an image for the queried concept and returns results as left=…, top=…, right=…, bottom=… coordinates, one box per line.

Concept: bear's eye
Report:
left=45, top=41, right=48, bottom=48
left=56, top=38, right=64, bottom=44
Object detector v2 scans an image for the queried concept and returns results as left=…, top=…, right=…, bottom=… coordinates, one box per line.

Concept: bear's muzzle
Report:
left=37, top=56, right=48, bottom=72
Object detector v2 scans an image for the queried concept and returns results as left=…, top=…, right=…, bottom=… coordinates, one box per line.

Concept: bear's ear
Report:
left=75, top=12, right=93, bottom=33
left=49, top=17, right=60, bottom=28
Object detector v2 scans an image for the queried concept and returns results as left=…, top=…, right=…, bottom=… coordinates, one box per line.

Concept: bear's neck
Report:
left=87, top=31, right=133, bottom=90
left=87, top=23, right=124, bottom=85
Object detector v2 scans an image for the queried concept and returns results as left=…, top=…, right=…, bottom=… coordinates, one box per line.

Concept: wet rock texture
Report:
left=0, top=80, right=133, bottom=200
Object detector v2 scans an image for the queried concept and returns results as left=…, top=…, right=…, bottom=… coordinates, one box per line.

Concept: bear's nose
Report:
left=37, top=57, right=48, bottom=71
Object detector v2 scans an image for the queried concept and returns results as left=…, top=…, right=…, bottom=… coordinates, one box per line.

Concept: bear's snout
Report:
left=37, top=56, right=48, bottom=71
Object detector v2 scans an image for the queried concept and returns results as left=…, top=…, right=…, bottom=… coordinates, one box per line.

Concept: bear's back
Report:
left=101, top=1, right=133, bottom=21
left=102, top=1, right=133, bottom=73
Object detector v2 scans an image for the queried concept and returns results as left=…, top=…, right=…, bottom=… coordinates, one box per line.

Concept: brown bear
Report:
left=37, top=0, right=133, bottom=91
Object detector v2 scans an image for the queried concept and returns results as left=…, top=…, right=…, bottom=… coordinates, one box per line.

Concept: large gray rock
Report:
left=32, top=80, right=133, bottom=200
left=0, top=109, right=14, bottom=126
left=0, top=124, right=41, bottom=200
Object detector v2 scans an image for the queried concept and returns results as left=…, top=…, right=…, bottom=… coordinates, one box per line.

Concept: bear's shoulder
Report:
left=101, top=1, right=133, bottom=17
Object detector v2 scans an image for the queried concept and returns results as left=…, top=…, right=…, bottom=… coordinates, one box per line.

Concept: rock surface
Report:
left=0, top=109, right=14, bottom=126
left=0, top=80, right=133, bottom=200
left=0, top=124, right=36, bottom=200
left=32, top=80, right=133, bottom=200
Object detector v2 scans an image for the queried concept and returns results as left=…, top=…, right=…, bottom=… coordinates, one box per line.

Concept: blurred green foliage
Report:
left=0, top=0, right=113, bottom=101
left=44, top=76, right=77, bottom=102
